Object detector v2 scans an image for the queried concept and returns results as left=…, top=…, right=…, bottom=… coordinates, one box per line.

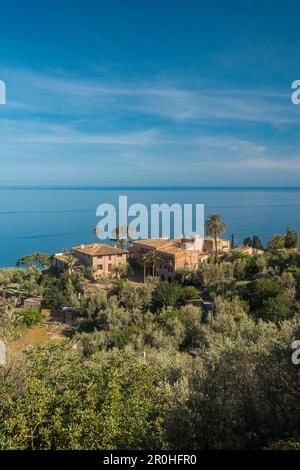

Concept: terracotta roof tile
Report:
left=73, top=243, right=128, bottom=256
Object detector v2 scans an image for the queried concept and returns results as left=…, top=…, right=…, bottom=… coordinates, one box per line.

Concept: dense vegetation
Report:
left=1, top=236, right=300, bottom=450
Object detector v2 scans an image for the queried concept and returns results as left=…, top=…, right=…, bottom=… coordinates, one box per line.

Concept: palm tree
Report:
left=142, top=251, right=161, bottom=281
left=149, top=251, right=161, bottom=277
left=205, top=213, right=226, bottom=263
left=111, top=263, right=132, bottom=280
left=268, top=234, right=285, bottom=251
left=91, top=224, right=135, bottom=249
left=142, top=252, right=151, bottom=282
left=110, top=225, right=135, bottom=249
left=65, top=255, right=78, bottom=276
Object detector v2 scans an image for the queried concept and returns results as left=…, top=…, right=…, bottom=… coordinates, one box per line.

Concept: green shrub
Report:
left=18, top=308, right=43, bottom=326
left=151, top=281, right=185, bottom=311
left=183, top=285, right=199, bottom=301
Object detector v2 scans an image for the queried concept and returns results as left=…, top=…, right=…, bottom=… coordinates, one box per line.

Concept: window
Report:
left=97, top=264, right=103, bottom=270
left=108, top=255, right=112, bottom=260
left=108, top=264, right=112, bottom=272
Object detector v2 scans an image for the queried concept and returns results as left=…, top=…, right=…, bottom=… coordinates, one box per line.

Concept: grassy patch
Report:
left=235, top=280, right=251, bottom=286
left=9, top=323, right=71, bottom=352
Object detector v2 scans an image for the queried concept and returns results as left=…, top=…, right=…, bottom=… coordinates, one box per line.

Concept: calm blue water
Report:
left=0, top=187, right=299, bottom=267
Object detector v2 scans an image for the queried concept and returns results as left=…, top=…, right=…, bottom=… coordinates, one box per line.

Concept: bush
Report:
left=151, top=281, right=185, bottom=312
left=0, top=345, right=167, bottom=450
left=18, top=308, right=44, bottom=326
left=183, top=285, right=199, bottom=301
left=242, top=277, right=294, bottom=322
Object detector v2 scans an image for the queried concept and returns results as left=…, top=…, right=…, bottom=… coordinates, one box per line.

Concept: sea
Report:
left=0, top=186, right=299, bottom=267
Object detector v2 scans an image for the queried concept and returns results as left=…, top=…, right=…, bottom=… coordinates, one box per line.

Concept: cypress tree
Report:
left=285, top=226, right=298, bottom=248
left=230, top=233, right=235, bottom=249
left=252, top=235, right=264, bottom=250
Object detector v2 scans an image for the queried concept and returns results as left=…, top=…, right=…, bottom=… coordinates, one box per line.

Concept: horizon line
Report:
left=0, top=185, right=300, bottom=191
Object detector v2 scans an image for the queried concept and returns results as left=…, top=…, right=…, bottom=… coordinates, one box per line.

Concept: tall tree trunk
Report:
left=214, top=234, right=218, bottom=264
left=152, top=263, right=155, bottom=277
left=143, top=263, right=146, bottom=282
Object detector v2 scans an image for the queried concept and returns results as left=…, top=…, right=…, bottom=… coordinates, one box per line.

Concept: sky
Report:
left=0, top=0, right=300, bottom=186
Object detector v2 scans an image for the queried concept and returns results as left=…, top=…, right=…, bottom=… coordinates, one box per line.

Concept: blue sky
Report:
left=0, top=0, right=300, bottom=186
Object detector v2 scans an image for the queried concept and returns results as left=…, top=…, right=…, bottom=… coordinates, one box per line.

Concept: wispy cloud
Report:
left=1, top=66, right=297, bottom=126
left=224, top=157, right=300, bottom=171
left=193, top=136, right=266, bottom=155
left=0, top=66, right=299, bottom=185
left=0, top=119, right=159, bottom=145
